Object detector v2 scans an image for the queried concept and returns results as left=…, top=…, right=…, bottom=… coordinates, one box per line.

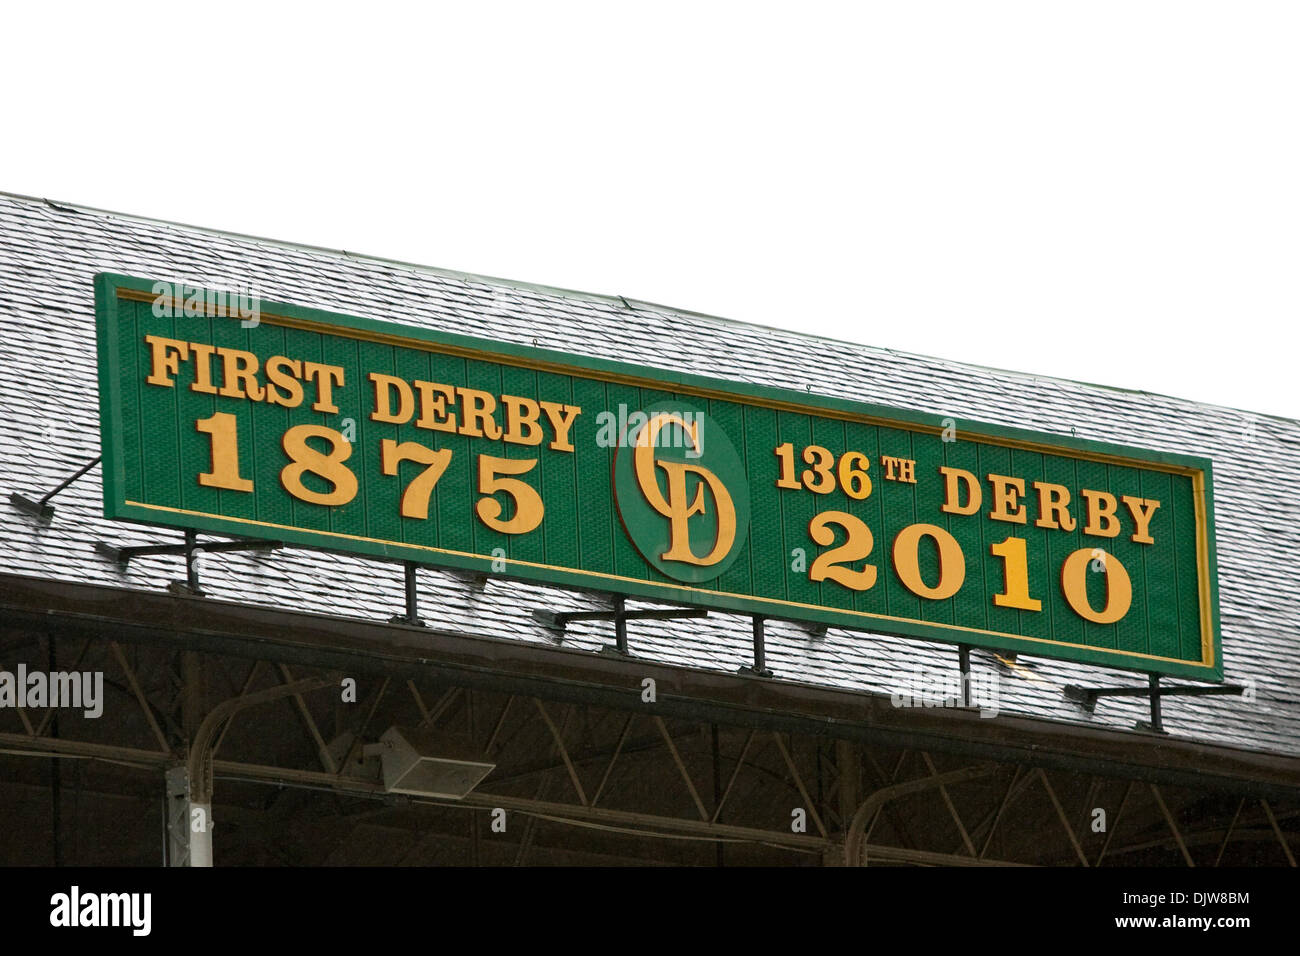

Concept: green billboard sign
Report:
left=94, top=273, right=1223, bottom=680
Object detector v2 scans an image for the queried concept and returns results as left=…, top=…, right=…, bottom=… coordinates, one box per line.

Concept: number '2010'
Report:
left=807, top=510, right=1131, bottom=625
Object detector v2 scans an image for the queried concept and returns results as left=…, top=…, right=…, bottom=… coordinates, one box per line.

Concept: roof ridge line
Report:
left=2, top=188, right=1295, bottom=426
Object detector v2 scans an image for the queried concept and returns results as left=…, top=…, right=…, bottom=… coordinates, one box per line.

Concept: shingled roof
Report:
left=2, top=191, right=1296, bottom=757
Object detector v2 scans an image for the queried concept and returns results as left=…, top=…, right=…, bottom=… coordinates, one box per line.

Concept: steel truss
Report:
left=0, top=626, right=1295, bottom=867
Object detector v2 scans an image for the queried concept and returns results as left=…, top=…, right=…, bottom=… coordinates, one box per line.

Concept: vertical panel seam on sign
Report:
left=566, top=372, right=578, bottom=570
left=133, top=298, right=146, bottom=510
left=1103, top=462, right=1114, bottom=650
left=206, top=313, right=220, bottom=520
left=1136, top=472, right=1153, bottom=660
left=738, top=402, right=754, bottom=599
left=941, top=428, right=952, bottom=627
left=1071, top=455, right=1080, bottom=649
left=169, top=302, right=184, bottom=514
left=274, top=323, right=288, bottom=535
left=452, top=355, right=468, bottom=556
left=496, top=362, right=507, bottom=563
left=431, top=348, right=447, bottom=548
left=389, top=339, right=400, bottom=547
left=1169, top=473, right=1181, bottom=664
left=775, top=410, right=788, bottom=603
left=604, top=379, right=615, bottom=585
left=977, top=441, right=990, bottom=634
left=245, top=312, right=259, bottom=525
left=906, top=428, right=920, bottom=623
left=875, top=422, right=887, bottom=619
left=1037, top=450, right=1050, bottom=639
left=532, top=366, right=542, bottom=565
left=829, top=416, right=846, bottom=610
left=1042, top=453, right=1054, bottom=647
left=164, top=301, right=178, bottom=509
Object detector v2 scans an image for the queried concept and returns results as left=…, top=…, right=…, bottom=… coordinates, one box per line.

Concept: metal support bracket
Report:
left=739, top=615, right=774, bottom=678
left=958, top=644, right=972, bottom=707
left=390, top=561, right=426, bottom=626
left=94, top=528, right=283, bottom=596
left=444, top=568, right=488, bottom=590
left=9, top=455, right=101, bottom=520
left=532, top=595, right=708, bottom=656
left=796, top=621, right=828, bottom=639
left=1063, top=674, right=1245, bottom=733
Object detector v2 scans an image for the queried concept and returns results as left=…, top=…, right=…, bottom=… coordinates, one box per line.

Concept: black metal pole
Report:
left=38, top=455, right=102, bottom=508
left=405, top=562, right=419, bottom=621
left=752, top=616, right=766, bottom=673
left=613, top=596, right=628, bottom=655
left=1149, top=674, right=1163, bottom=733
left=10, top=455, right=102, bottom=519
left=185, top=529, right=200, bottom=593
left=959, top=645, right=972, bottom=706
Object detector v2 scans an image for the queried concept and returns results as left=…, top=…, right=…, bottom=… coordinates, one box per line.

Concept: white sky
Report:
left=4, top=2, right=1297, bottom=418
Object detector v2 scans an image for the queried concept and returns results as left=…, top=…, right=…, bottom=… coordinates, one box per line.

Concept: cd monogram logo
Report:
left=634, top=412, right=736, bottom=566
left=614, top=403, right=750, bottom=584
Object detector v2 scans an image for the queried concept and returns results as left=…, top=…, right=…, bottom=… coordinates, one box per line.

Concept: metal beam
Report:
left=7, top=573, right=1297, bottom=800
left=1261, top=799, right=1297, bottom=867
left=592, top=714, right=634, bottom=807
left=774, top=732, right=828, bottom=839
left=654, top=716, right=709, bottom=822
left=108, top=641, right=172, bottom=755
left=205, top=758, right=1029, bottom=864
left=1096, top=780, right=1133, bottom=866
left=844, top=765, right=997, bottom=865
left=1214, top=797, right=1245, bottom=867
left=277, top=664, right=338, bottom=774
left=1038, top=768, right=1089, bottom=866
left=1149, top=784, right=1195, bottom=867
left=535, top=700, right=588, bottom=806
left=921, top=752, right=976, bottom=856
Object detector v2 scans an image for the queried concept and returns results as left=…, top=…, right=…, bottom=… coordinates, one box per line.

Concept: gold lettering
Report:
left=939, top=467, right=982, bottom=516
left=892, top=524, right=966, bottom=600
left=369, top=373, right=415, bottom=425
left=987, top=474, right=1027, bottom=524
left=188, top=342, right=219, bottom=395
left=1061, top=547, right=1131, bottom=623
left=990, top=536, right=1042, bottom=611
left=218, top=349, right=264, bottom=401
left=502, top=395, right=543, bottom=446
left=144, top=335, right=189, bottom=387
left=540, top=401, right=582, bottom=453
left=264, top=356, right=304, bottom=408
left=1081, top=490, right=1120, bottom=538
left=457, top=387, right=503, bottom=440
left=1121, top=495, right=1161, bottom=545
left=414, top=380, right=458, bottom=432
left=476, top=455, right=544, bottom=534
left=1033, top=481, right=1077, bottom=532
left=303, top=362, right=345, bottom=415
left=281, top=424, right=357, bottom=506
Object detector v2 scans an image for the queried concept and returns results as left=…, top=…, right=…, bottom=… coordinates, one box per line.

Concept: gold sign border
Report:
left=116, top=287, right=1219, bottom=671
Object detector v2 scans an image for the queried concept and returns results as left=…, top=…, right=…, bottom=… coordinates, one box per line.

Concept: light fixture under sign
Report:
left=375, top=726, right=495, bottom=799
